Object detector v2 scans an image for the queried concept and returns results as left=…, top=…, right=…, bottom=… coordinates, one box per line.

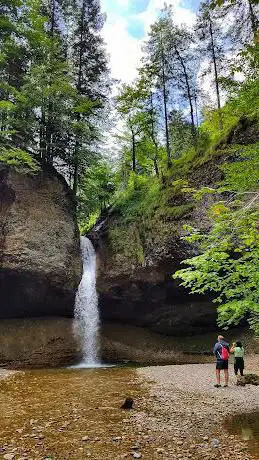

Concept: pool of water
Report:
left=0, top=366, right=149, bottom=460
left=226, top=412, right=259, bottom=457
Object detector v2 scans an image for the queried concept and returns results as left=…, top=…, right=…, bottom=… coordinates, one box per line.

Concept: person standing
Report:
left=213, top=335, right=230, bottom=388
left=230, top=341, right=245, bottom=376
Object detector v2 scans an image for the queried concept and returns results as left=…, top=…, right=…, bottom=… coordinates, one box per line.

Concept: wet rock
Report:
left=237, top=374, right=259, bottom=386
left=211, top=438, right=220, bottom=448
left=121, top=398, right=134, bottom=410
left=156, top=448, right=165, bottom=453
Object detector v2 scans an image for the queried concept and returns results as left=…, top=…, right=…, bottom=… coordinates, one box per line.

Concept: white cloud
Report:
left=101, top=0, right=196, bottom=85
left=102, top=16, right=142, bottom=83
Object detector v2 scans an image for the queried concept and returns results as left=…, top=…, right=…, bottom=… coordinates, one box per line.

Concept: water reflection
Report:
left=226, top=412, right=259, bottom=455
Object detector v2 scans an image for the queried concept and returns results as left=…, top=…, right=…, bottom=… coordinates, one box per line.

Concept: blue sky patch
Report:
left=128, top=0, right=151, bottom=14
left=182, top=0, right=200, bottom=12
left=127, top=18, right=145, bottom=39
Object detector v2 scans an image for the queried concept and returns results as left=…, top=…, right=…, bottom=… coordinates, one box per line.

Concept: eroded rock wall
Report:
left=0, top=164, right=81, bottom=318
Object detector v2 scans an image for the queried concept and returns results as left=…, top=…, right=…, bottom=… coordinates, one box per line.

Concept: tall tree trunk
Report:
left=162, top=62, right=171, bottom=167
left=153, top=157, right=159, bottom=177
left=247, top=0, right=258, bottom=37
left=40, top=106, right=47, bottom=163
left=194, top=90, right=199, bottom=129
left=209, top=14, right=223, bottom=130
left=45, top=0, right=56, bottom=164
left=160, top=37, right=171, bottom=167
left=73, top=0, right=86, bottom=195
left=73, top=139, right=79, bottom=194
left=50, top=0, right=55, bottom=34
left=174, top=46, right=196, bottom=137
left=150, top=93, right=159, bottom=177
left=131, top=130, right=136, bottom=172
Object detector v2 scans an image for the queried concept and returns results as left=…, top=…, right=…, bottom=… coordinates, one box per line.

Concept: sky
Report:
left=101, top=0, right=200, bottom=84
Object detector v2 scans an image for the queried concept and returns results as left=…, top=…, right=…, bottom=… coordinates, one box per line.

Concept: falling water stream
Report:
left=74, top=237, right=100, bottom=367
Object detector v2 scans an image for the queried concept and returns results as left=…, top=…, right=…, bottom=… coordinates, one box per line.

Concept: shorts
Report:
left=216, top=360, right=228, bottom=370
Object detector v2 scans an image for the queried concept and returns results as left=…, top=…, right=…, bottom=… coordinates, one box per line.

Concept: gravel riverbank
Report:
left=0, top=369, right=16, bottom=380
left=135, top=357, right=259, bottom=460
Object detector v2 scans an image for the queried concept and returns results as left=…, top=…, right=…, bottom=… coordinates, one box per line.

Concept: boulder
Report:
left=0, top=164, right=81, bottom=318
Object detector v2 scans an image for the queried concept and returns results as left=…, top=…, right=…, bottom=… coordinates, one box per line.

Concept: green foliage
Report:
left=115, top=174, right=158, bottom=216
left=77, top=161, right=115, bottom=230
left=109, top=225, right=145, bottom=266
left=221, top=143, right=259, bottom=192
left=79, top=211, right=100, bottom=235
left=0, top=0, right=109, bottom=192
left=174, top=141, right=259, bottom=334
left=0, top=148, right=39, bottom=173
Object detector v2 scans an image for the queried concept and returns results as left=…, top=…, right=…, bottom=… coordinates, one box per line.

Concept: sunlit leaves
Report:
left=174, top=141, right=259, bottom=334
left=0, top=147, right=39, bottom=173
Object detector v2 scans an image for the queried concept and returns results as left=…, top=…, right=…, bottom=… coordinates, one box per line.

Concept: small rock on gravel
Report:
left=82, top=436, right=90, bottom=442
left=211, top=438, right=220, bottom=448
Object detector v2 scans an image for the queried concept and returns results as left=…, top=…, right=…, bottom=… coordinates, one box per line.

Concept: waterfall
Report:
left=74, top=237, right=100, bottom=366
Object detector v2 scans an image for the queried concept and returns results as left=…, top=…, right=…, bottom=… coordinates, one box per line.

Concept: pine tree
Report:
left=70, top=0, right=109, bottom=193
left=196, top=0, right=226, bottom=129
left=143, top=16, right=172, bottom=167
left=163, top=16, right=198, bottom=138
left=0, top=0, right=29, bottom=144
left=212, top=0, right=258, bottom=44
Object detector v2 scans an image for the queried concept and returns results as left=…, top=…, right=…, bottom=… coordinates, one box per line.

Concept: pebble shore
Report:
left=0, top=369, right=16, bottom=380
left=135, top=357, right=259, bottom=460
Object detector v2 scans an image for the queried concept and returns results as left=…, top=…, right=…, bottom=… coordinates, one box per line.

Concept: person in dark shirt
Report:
left=213, top=335, right=230, bottom=388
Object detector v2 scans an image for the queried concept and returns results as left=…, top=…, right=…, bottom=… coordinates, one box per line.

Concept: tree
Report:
left=116, top=83, right=145, bottom=173
left=196, top=0, right=226, bottom=129
left=70, top=0, right=109, bottom=193
left=212, top=0, right=258, bottom=44
left=143, top=15, right=172, bottom=167
left=0, top=0, right=109, bottom=195
left=0, top=0, right=29, bottom=144
left=78, top=160, right=115, bottom=228
left=160, top=10, right=198, bottom=138
left=174, top=143, right=259, bottom=334
left=169, top=110, right=193, bottom=159
left=116, top=75, right=164, bottom=177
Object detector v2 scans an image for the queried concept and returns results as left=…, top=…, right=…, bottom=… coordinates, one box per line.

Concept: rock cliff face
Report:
left=90, top=120, right=258, bottom=336
left=90, top=160, right=221, bottom=336
left=92, top=223, right=217, bottom=336
left=0, top=164, right=81, bottom=318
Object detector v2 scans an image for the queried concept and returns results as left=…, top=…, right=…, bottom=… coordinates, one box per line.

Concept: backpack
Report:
left=221, top=345, right=230, bottom=360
